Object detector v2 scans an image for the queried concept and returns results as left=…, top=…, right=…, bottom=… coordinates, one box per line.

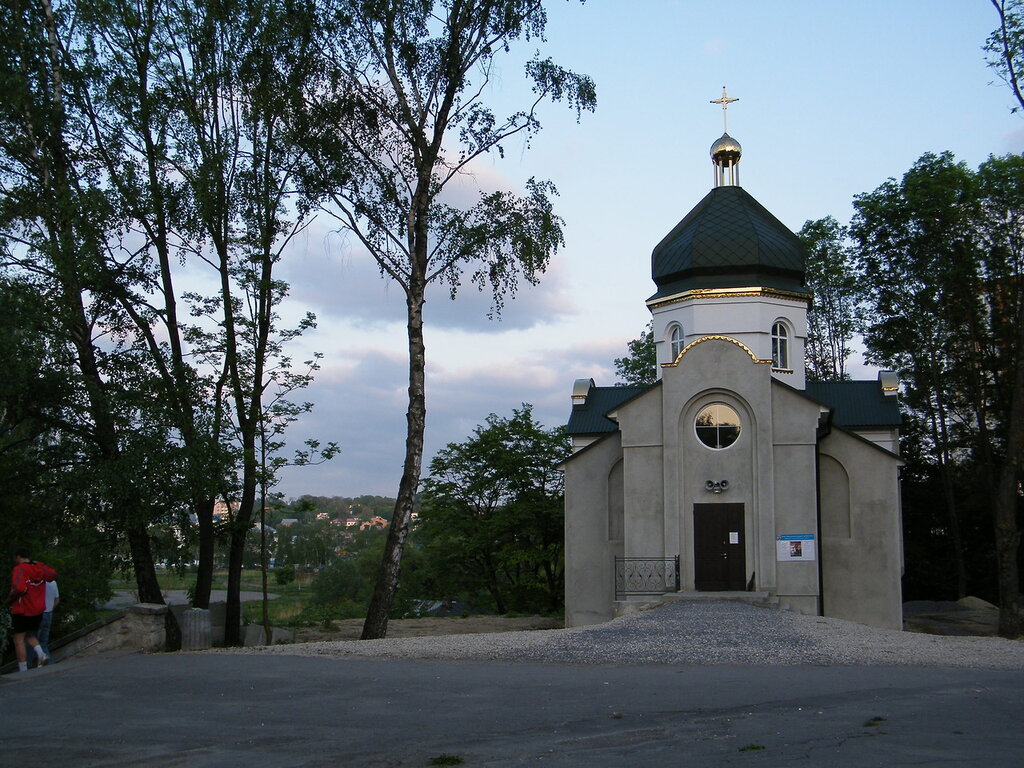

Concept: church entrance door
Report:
left=693, top=503, right=746, bottom=590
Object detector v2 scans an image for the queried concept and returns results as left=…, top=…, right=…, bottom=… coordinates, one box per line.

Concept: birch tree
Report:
left=309, top=0, right=595, bottom=638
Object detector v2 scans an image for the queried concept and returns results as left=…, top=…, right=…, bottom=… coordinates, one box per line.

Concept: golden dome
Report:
left=710, top=132, right=742, bottom=163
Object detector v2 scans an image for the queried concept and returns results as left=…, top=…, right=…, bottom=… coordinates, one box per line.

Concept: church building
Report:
left=562, top=92, right=904, bottom=630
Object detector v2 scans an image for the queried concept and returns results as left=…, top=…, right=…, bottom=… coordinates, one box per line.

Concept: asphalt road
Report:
left=2, top=651, right=1022, bottom=767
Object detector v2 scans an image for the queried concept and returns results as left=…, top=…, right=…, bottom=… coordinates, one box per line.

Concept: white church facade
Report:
left=561, top=97, right=904, bottom=630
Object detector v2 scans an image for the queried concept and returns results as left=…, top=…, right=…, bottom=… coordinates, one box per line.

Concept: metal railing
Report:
left=614, top=555, right=680, bottom=599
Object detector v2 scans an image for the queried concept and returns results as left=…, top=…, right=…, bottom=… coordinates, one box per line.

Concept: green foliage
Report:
left=278, top=518, right=344, bottom=569
left=850, top=151, right=1024, bottom=623
left=614, top=321, right=657, bottom=386
left=300, top=529, right=426, bottom=623
left=0, top=0, right=339, bottom=633
left=986, top=1, right=1024, bottom=114
left=418, top=404, right=569, bottom=615
left=273, top=496, right=397, bottom=526
left=311, top=558, right=371, bottom=607
left=274, top=565, right=296, bottom=586
left=305, top=0, right=594, bottom=637
left=797, top=217, right=862, bottom=380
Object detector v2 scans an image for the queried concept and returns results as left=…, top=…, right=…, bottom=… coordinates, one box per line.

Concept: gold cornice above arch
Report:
left=661, top=335, right=773, bottom=368
left=646, top=286, right=812, bottom=310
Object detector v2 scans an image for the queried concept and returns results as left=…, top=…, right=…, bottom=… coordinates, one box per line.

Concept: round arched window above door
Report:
left=694, top=403, right=741, bottom=449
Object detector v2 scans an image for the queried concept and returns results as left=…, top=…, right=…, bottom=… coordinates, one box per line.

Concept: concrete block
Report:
left=243, top=625, right=294, bottom=646
left=181, top=608, right=212, bottom=651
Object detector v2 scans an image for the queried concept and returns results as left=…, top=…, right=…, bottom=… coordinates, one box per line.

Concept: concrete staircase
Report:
left=614, top=591, right=778, bottom=618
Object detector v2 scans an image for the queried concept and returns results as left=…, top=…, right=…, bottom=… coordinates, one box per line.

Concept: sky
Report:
left=271, top=0, right=1024, bottom=500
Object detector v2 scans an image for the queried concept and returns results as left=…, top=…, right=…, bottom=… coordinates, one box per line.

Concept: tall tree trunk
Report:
left=925, top=351, right=969, bottom=598
left=361, top=284, right=426, bottom=639
left=39, top=0, right=168, bottom=624
left=224, top=457, right=258, bottom=646
left=126, top=520, right=164, bottom=605
left=481, top=550, right=506, bottom=616
left=193, top=496, right=216, bottom=609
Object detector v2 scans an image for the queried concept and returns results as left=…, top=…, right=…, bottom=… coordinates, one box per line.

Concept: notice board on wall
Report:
left=776, top=533, right=816, bottom=561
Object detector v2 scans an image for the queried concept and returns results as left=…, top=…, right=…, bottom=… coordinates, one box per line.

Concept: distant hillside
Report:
left=273, top=495, right=399, bottom=524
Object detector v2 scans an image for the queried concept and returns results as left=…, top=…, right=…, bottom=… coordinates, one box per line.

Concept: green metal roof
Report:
left=566, top=380, right=900, bottom=438
left=566, top=385, right=653, bottom=436
left=649, top=186, right=808, bottom=301
left=804, top=380, right=902, bottom=429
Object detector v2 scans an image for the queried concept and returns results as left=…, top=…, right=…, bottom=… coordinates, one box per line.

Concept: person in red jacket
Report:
left=8, top=548, right=58, bottom=672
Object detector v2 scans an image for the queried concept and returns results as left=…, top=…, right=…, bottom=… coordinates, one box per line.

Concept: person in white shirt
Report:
left=30, top=580, right=59, bottom=668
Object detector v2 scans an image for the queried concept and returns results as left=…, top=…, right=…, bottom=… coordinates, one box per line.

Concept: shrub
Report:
left=274, top=565, right=296, bottom=586
left=293, top=599, right=366, bottom=627
left=311, top=558, right=370, bottom=606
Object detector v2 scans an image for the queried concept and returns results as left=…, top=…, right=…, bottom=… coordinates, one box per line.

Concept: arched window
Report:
left=771, top=321, right=789, bottom=370
left=669, top=324, right=684, bottom=361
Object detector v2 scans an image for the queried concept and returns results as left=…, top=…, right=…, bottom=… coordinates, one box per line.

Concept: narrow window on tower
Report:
left=771, top=321, right=789, bottom=370
left=669, top=324, right=684, bottom=361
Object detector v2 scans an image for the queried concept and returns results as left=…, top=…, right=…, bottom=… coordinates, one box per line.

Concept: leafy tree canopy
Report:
left=418, top=404, right=569, bottom=614
left=798, top=216, right=863, bottom=381
left=613, top=321, right=656, bottom=386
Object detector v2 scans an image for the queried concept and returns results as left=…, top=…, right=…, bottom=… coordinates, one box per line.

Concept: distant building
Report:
left=279, top=518, right=299, bottom=527
left=212, top=501, right=239, bottom=520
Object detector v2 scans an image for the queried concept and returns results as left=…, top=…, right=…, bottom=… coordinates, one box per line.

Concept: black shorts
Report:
left=11, top=613, right=42, bottom=634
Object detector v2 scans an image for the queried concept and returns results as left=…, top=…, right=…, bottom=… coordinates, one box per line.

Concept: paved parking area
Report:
left=2, top=651, right=1022, bottom=766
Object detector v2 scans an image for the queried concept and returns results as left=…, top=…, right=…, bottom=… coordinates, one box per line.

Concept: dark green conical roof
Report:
left=649, top=186, right=808, bottom=302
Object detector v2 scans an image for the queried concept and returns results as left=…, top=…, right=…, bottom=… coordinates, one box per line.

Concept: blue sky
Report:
left=273, top=0, right=1024, bottom=499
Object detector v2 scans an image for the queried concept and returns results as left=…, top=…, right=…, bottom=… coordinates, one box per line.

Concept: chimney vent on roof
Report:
left=879, top=370, right=899, bottom=397
left=572, top=378, right=595, bottom=406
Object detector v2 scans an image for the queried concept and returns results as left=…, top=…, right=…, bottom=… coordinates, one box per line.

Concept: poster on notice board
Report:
left=776, top=533, right=816, bottom=561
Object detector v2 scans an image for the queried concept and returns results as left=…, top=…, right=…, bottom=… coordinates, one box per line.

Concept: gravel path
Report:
left=225, top=600, right=1024, bottom=669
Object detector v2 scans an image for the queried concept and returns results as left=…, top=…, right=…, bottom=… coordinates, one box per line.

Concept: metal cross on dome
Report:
left=710, top=87, right=739, bottom=133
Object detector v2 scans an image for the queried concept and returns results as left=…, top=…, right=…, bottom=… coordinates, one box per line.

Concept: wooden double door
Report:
left=693, top=503, right=747, bottom=591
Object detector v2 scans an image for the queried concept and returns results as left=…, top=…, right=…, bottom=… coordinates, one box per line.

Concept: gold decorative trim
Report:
left=661, top=335, right=773, bottom=367
left=881, top=386, right=899, bottom=392
left=647, top=286, right=812, bottom=310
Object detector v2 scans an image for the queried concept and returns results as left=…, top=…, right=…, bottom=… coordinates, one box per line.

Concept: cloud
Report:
left=273, top=335, right=627, bottom=498
left=1000, top=125, right=1024, bottom=154
left=279, top=217, right=577, bottom=332
left=273, top=348, right=410, bottom=498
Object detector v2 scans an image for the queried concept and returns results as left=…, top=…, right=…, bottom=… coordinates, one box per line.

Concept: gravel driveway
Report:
left=230, top=600, right=1024, bottom=668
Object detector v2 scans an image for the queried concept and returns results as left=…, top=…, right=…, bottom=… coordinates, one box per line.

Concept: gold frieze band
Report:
left=647, top=286, right=811, bottom=310
left=662, top=335, right=773, bottom=367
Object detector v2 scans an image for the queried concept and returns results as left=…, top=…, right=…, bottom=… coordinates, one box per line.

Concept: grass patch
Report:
left=111, top=569, right=314, bottom=599
left=109, top=569, right=230, bottom=592
left=863, top=716, right=886, bottom=728
left=242, top=594, right=311, bottom=625
left=110, top=567, right=320, bottom=626
left=429, top=755, right=464, bottom=766
left=738, top=744, right=765, bottom=752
